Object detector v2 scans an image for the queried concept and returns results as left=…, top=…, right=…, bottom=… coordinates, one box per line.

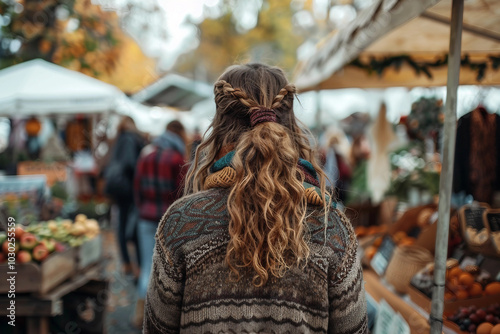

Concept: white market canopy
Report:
left=0, top=59, right=124, bottom=116
left=294, top=0, right=500, bottom=91
left=132, top=73, right=213, bottom=111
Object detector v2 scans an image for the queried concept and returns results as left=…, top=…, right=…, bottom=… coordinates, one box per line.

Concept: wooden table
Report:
left=0, top=263, right=106, bottom=334
left=364, top=269, right=459, bottom=334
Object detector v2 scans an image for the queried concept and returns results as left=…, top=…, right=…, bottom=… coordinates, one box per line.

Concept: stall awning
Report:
left=0, top=59, right=124, bottom=116
left=294, top=0, right=500, bottom=91
left=131, top=74, right=213, bottom=111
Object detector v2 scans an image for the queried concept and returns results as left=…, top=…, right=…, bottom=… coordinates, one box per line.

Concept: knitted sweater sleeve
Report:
left=144, top=207, right=185, bottom=334
left=328, top=210, right=368, bottom=334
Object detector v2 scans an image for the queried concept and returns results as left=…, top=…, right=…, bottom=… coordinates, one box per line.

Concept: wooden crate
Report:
left=75, top=234, right=102, bottom=271
left=408, top=283, right=500, bottom=316
left=0, top=247, right=76, bottom=295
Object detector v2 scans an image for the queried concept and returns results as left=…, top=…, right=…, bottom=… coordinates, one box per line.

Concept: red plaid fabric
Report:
left=134, top=146, right=186, bottom=222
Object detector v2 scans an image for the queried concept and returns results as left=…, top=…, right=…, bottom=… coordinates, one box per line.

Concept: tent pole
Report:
left=430, top=0, right=463, bottom=333
left=315, top=90, right=322, bottom=131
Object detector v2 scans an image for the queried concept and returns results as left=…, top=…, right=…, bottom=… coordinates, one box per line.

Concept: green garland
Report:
left=350, top=54, right=500, bottom=81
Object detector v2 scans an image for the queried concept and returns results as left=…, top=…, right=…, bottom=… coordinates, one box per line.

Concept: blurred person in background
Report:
left=104, top=116, right=146, bottom=279
left=25, top=116, right=42, bottom=159
left=189, top=126, right=203, bottom=161
left=133, top=120, right=187, bottom=328
left=144, top=64, right=367, bottom=333
left=324, top=126, right=352, bottom=204
left=349, top=134, right=371, bottom=170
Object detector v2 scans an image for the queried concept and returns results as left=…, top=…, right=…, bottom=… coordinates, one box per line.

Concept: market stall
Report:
left=0, top=59, right=121, bottom=332
left=294, top=0, right=500, bottom=333
left=294, top=0, right=500, bottom=91
left=0, top=180, right=106, bottom=333
left=0, top=58, right=127, bottom=197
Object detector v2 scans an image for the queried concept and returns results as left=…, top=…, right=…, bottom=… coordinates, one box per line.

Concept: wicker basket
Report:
left=385, top=245, right=433, bottom=294
left=458, top=203, right=490, bottom=253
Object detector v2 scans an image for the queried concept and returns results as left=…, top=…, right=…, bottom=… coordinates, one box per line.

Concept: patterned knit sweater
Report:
left=144, top=188, right=368, bottom=334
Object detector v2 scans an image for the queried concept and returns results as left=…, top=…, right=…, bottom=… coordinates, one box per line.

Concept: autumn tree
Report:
left=0, top=0, right=158, bottom=93
left=175, top=0, right=304, bottom=82
left=1, top=0, right=122, bottom=75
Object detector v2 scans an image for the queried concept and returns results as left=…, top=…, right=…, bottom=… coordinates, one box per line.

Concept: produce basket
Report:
left=384, top=245, right=433, bottom=293
left=75, top=234, right=102, bottom=271
left=0, top=247, right=76, bottom=295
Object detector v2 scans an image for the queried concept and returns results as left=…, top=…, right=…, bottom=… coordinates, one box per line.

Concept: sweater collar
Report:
left=210, top=151, right=320, bottom=187
left=205, top=150, right=328, bottom=206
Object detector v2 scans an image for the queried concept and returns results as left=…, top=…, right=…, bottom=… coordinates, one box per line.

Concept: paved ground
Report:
left=102, top=229, right=142, bottom=334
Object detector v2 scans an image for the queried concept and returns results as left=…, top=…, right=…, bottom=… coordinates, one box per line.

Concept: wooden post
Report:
left=430, top=0, right=463, bottom=332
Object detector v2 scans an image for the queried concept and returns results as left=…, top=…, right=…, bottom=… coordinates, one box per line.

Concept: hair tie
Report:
left=250, top=107, right=277, bottom=127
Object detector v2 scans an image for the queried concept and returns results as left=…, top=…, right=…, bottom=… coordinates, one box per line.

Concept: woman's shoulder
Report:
left=306, top=205, right=357, bottom=257
left=164, top=188, right=229, bottom=218
left=155, top=189, right=230, bottom=252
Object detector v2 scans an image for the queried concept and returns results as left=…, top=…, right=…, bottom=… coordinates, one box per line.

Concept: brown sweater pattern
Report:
left=144, top=188, right=368, bottom=334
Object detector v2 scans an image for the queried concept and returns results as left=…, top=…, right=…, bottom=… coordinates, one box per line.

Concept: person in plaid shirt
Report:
left=133, top=120, right=187, bottom=328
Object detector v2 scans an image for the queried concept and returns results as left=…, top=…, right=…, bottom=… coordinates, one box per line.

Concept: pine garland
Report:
left=349, top=54, right=500, bottom=82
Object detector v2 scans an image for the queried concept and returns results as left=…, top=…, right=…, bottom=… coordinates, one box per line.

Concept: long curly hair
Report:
left=185, top=63, right=329, bottom=286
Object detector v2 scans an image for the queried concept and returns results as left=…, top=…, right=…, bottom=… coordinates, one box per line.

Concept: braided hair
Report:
left=185, top=63, right=328, bottom=287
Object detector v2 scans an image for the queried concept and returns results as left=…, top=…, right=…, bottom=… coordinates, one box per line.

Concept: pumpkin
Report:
left=25, top=118, right=41, bottom=136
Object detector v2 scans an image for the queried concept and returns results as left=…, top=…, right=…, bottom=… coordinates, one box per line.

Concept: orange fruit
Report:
left=365, top=246, right=377, bottom=260
left=448, top=266, right=462, bottom=279
left=399, top=237, right=417, bottom=246
left=378, top=225, right=388, bottom=233
left=444, top=291, right=455, bottom=301
left=447, top=277, right=460, bottom=292
left=373, top=236, right=383, bottom=247
left=477, top=322, right=494, bottom=334
left=484, top=282, right=500, bottom=295
left=393, top=231, right=407, bottom=243
left=455, top=289, right=468, bottom=300
left=491, top=324, right=500, bottom=334
left=468, top=282, right=483, bottom=297
left=367, top=226, right=380, bottom=235
left=355, top=226, right=367, bottom=237
left=458, top=272, right=475, bottom=288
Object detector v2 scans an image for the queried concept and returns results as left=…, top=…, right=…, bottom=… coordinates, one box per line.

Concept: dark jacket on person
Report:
left=134, top=131, right=186, bottom=222
left=453, top=108, right=500, bottom=205
left=104, top=130, right=145, bottom=203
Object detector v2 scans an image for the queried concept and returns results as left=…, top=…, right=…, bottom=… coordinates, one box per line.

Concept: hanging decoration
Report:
left=406, top=97, right=444, bottom=141
left=349, top=54, right=500, bottom=82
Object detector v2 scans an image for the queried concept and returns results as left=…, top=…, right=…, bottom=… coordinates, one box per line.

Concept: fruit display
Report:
left=411, top=258, right=500, bottom=301
left=0, top=225, right=65, bottom=264
left=26, top=214, right=100, bottom=247
left=355, top=225, right=388, bottom=238
left=362, top=229, right=416, bottom=261
left=448, top=304, right=500, bottom=333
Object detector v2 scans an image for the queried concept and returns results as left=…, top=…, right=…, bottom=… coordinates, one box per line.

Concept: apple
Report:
left=14, top=225, right=25, bottom=240
left=2, top=240, right=19, bottom=254
left=32, top=244, right=49, bottom=262
left=20, top=233, right=38, bottom=250
left=54, top=242, right=66, bottom=253
left=16, top=250, right=32, bottom=263
left=40, top=239, right=55, bottom=253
